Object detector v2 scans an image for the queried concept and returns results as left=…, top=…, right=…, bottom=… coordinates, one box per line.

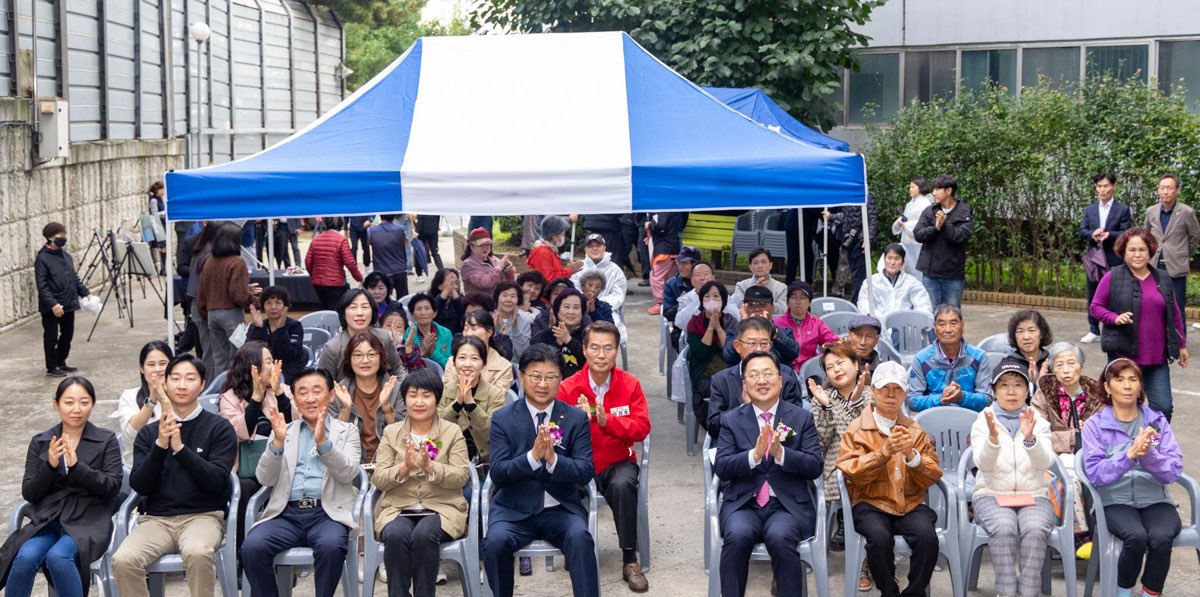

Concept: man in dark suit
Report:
left=706, top=317, right=804, bottom=440
left=715, top=351, right=823, bottom=597
left=1079, top=171, right=1132, bottom=343
left=483, top=343, right=599, bottom=597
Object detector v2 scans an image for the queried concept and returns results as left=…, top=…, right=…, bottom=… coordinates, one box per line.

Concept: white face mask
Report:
left=702, top=299, right=721, bottom=312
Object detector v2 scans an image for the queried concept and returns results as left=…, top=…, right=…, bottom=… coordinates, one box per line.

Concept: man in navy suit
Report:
left=483, top=343, right=598, bottom=597
left=715, top=350, right=823, bottom=597
left=1079, top=171, right=1132, bottom=343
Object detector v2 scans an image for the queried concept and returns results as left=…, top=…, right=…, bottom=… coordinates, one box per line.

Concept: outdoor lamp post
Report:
left=190, top=22, right=211, bottom=169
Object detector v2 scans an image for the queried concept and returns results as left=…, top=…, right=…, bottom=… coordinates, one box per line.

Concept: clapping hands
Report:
left=1126, top=427, right=1156, bottom=460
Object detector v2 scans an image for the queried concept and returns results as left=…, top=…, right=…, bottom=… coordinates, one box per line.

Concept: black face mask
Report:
left=52, top=237, right=67, bottom=248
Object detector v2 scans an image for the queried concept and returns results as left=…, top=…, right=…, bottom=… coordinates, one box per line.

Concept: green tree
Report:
left=471, top=0, right=882, bottom=131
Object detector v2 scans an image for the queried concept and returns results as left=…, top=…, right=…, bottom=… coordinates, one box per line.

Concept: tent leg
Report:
left=797, top=209, right=806, bottom=283
left=861, top=202, right=876, bottom=315
left=165, top=219, right=174, bottom=343
left=822, top=209, right=829, bottom=297
left=268, top=219, right=276, bottom=286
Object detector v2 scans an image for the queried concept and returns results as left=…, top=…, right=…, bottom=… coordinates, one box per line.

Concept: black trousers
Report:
left=853, top=502, right=939, bottom=597
left=596, top=460, right=639, bottom=552
left=41, top=310, right=75, bottom=370
left=1105, top=502, right=1182, bottom=592
left=1086, top=278, right=1102, bottom=335
left=388, top=273, right=410, bottom=300
left=381, top=513, right=451, bottom=597
left=847, top=245, right=867, bottom=303
left=349, top=228, right=371, bottom=267
left=314, top=285, right=348, bottom=311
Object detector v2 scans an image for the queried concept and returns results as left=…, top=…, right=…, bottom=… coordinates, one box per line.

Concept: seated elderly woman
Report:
left=378, top=305, right=426, bottom=374
left=0, top=377, right=122, bottom=597
left=807, top=340, right=873, bottom=590
left=316, top=288, right=403, bottom=377
left=515, top=271, right=547, bottom=313
left=438, top=336, right=507, bottom=467
left=372, top=369, right=470, bottom=597
left=406, top=293, right=454, bottom=368
left=773, top=281, right=839, bottom=370
left=1007, top=309, right=1054, bottom=385
left=970, top=358, right=1056, bottom=597
left=1082, top=358, right=1183, bottom=597
left=531, top=277, right=584, bottom=338
left=444, top=310, right=514, bottom=388
left=577, top=270, right=615, bottom=325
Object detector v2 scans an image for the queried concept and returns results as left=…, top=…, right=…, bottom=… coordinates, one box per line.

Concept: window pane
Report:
left=903, top=51, right=956, bottom=106
left=1021, top=47, right=1080, bottom=90
left=1086, top=45, right=1148, bottom=82
left=962, top=49, right=1017, bottom=95
left=848, top=53, right=899, bottom=124
left=822, top=69, right=846, bottom=126
left=1159, top=41, right=1200, bottom=113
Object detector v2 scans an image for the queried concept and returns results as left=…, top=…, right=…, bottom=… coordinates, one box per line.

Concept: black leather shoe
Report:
left=58, top=364, right=79, bottom=372
left=46, top=368, right=67, bottom=377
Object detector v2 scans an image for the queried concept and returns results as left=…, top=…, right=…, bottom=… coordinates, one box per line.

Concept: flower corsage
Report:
left=1148, top=425, right=1161, bottom=449
left=423, top=438, right=442, bottom=461
left=776, top=423, right=796, bottom=442
left=547, top=421, right=564, bottom=447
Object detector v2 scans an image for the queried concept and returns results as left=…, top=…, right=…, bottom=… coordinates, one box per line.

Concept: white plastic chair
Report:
left=115, top=471, right=240, bottom=597
left=299, top=310, right=341, bottom=338
left=958, top=448, right=1078, bottom=597
left=706, top=459, right=830, bottom=597
left=480, top=477, right=601, bottom=596
left=302, top=327, right=332, bottom=362
left=242, top=469, right=368, bottom=597
left=595, top=437, right=651, bottom=571
left=811, top=296, right=859, bottom=316
left=836, top=470, right=963, bottom=597
left=362, top=466, right=481, bottom=597
left=1076, top=452, right=1200, bottom=597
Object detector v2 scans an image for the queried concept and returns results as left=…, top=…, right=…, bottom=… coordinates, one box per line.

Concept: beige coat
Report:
left=372, top=418, right=470, bottom=539
left=255, top=417, right=363, bottom=531
left=1144, top=201, right=1200, bottom=278
left=437, top=379, right=507, bottom=462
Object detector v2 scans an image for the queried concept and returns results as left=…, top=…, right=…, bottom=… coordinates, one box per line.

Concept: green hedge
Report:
left=865, top=75, right=1200, bottom=299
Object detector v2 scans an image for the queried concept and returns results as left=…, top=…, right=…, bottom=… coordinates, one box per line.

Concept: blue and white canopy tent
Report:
left=163, top=32, right=874, bottom=336
left=703, top=87, right=850, bottom=152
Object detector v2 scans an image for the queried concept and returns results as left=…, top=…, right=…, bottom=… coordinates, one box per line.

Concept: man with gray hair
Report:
left=1144, top=173, right=1200, bottom=331
left=907, top=304, right=993, bottom=412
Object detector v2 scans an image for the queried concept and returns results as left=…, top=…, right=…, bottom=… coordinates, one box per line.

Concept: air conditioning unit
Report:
left=38, top=99, right=69, bottom=161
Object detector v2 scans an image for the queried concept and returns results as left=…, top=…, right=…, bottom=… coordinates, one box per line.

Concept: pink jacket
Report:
left=773, top=312, right=839, bottom=370
left=460, top=254, right=514, bottom=296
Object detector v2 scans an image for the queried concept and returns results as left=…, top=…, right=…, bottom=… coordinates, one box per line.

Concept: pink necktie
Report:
left=756, top=412, right=772, bottom=507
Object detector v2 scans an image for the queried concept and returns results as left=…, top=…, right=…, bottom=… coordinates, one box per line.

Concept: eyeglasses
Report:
left=351, top=351, right=380, bottom=362
left=525, top=374, right=561, bottom=385
left=745, top=371, right=778, bottom=382
left=738, top=339, right=772, bottom=350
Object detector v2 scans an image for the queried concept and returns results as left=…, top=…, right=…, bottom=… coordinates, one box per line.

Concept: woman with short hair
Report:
left=774, top=281, right=839, bottom=370
left=379, top=306, right=426, bottom=373
left=1007, top=309, right=1054, bottom=384
left=460, top=227, right=515, bottom=297
left=525, top=215, right=581, bottom=283
left=245, top=285, right=307, bottom=384
left=0, top=377, right=122, bottom=597
left=363, top=271, right=398, bottom=320
left=406, top=293, right=453, bottom=368
left=431, top=268, right=466, bottom=334
left=1082, top=358, right=1183, bottom=597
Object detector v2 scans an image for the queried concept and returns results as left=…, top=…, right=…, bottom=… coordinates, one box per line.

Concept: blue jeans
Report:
left=1139, top=361, right=1174, bottom=422
left=467, top=216, right=494, bottom=237
left=922, top=275, right=965, bottom=309
left=7, top=522, right=82, bottom=597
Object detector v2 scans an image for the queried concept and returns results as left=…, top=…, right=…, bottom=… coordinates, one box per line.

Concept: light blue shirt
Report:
left=268, top=418, right=333, bottom=501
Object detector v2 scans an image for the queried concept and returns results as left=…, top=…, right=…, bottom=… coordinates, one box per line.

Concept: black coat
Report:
left=0, top=423, right=122, bottom=596
left=913, top=200, right=975, bottom=280
left=34, top=246, right=89, bottom=314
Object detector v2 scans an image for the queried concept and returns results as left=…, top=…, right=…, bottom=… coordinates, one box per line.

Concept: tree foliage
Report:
left=470, top=0, right=881, bottom=131
left=866, top=76, right=1200, bottom=298
left=313, top=0, right=470, bottom=90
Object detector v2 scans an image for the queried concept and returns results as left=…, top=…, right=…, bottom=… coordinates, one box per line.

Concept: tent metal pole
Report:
left=862, top=177, right=876, bottom=314
left=268, top=219, right=276, bottom=286
left=822, top=209, right=829, bottom=296
left=570, top=223, right=576, bottom=258
left=165, top=217, right=174, bottom=343
left=797, top=209, right=806, bottom=283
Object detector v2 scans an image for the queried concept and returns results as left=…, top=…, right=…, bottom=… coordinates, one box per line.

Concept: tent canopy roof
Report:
left=703, top=87, right=850, bottom=152
left=165, top=32, right=865, bottom=221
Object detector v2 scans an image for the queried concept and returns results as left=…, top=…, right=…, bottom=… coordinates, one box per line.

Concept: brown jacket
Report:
left=196, top=254, right=254, bottom=318
left=371, top=418, right=470, bottom=539
left=836, top=405, right=942, bottom=516
left=1029, top=374, right=1104, bottom=454
left=437, top=379, right=507, bottom=462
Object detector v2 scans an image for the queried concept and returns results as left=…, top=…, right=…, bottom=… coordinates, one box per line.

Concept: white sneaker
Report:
left=1192, top=322, right=1200, bottom=330
left=1081, top=332, right=1100, bottom=343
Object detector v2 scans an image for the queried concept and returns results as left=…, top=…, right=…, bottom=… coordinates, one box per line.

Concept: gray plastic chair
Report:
left=875, top=339, right=903, bottom=364
left=422, top=357, right=444, bottom=379
left=707, top=464, right=829, bottom=597
left=504, top=389, right=518, bottom=406
left=797, top=356, right=826, bottom=399
left=299, top=310, right=341, bottom=338
left=658, top=317, right=670, bottom=375
left=1076, top=452, right=1200, bottom=597
left=303, top=344, right=315, bottom=366
left=760, top=211, right=790, bottom=260
left=913, top=407, right=978, bottom=494
left=7, top=468, right=129, bottom=597
left=596, top=437, right=651, bottom=571
left=302, top=327, right=332, bottom=362
left=702, top=435, right=715, bottom=573
left=959, top=448, right=1077, bottom=597
left=362, top=466, right=481, bottom=597
left=480, top=477, right=601, bottom=596
left=731, top=211, right=767, bottom=268
left=882, top=310, right=934, bottom=366
left=115, top=471, right=240, bottom=597
left=203, top=370, right=228, bottom=396
left=242, top=469, right=367, bottom=597
left=820, top=311, right=859, bottom=337
left=986, top=352, right=1010, bottom=369
left=670, top=344, right=700, bottom=456
left=811, top=296, right=859, bottom=316
left=837, top=470, right=963, bottom=597
left=617, top=303, right=629, bottom=370
left=976, top=333, right=1013, bottom=353
left=198, top=394, right=220, bottom=414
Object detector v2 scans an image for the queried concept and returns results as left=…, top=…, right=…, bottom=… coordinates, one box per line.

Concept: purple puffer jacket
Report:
left=1081, top=403, right=1182, bottom=508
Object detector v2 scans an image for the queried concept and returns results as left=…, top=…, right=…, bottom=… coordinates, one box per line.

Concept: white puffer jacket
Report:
left=856, top=270, right=932, bottom=320
left=970, top=408, right=1057, bottom=499
left=572, top=252, right=628, bottom=341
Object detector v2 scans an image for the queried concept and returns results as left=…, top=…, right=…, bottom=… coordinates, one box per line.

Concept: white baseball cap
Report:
left=871, top=361, right=908, bottom=390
